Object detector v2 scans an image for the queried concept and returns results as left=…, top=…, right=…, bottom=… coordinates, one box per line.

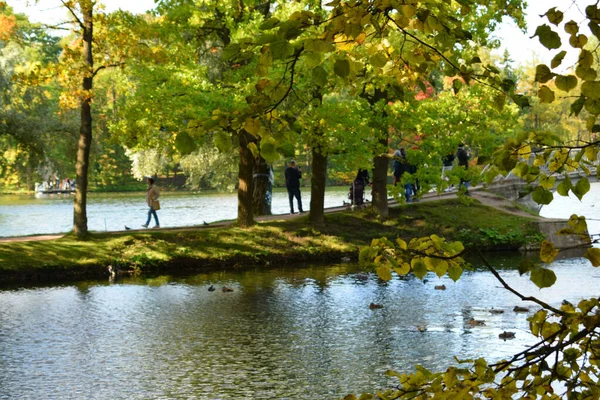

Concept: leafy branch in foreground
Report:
left=352, top=215, right=600, bottom=399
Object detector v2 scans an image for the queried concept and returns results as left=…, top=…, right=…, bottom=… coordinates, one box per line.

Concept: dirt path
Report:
left=0, top=188, right=541, bottom=243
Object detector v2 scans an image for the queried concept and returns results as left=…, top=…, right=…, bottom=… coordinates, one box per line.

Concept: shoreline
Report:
left=0, top=192, right=557, bottom=286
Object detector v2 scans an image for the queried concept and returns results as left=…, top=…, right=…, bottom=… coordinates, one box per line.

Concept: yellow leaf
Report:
left=376, top=264, right=393, bottom=281
left=517, top=145, right=532, bottom=157
left=396, top=238, right=407, bottom=250
left=394, top=262, right=411, bottom=275
left=584, top=248, right=600, bottom=267
left=539, top=240, right=559, bottom=263
left=244, top=118, right=261, bottom=135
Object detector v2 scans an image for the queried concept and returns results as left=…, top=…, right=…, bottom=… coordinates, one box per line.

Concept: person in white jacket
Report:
left=142, top=178, right=160, bottom=228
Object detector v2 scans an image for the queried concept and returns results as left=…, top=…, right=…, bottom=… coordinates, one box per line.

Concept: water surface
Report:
left=0, top=187, right=351, bottom=237
left=0, top=256, right=598, bottom=400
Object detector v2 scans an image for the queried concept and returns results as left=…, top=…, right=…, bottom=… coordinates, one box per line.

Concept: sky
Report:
left=5, top=0, right=592, bottom=68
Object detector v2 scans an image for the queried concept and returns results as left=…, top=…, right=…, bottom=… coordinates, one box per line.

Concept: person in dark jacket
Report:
left=456, top=143, right=471, bottom=195
left=350, top=169, right=370, bottom=206
left=285, top=160, right=303, bottom=214
left=393, top=148, right=414, bottom=202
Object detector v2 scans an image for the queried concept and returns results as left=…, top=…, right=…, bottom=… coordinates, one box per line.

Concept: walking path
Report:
left=0, top=189, right=539, bottom=244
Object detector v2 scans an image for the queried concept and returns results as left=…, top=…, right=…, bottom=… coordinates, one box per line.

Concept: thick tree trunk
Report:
left=371, top=138, right=389, bottom=219
left=253, top=155, right=271, bottom=216
left=309, top=146, right=327, bottom=225
left=73, top=6, right=94, bottom=237
left=238, top=131, right=255, bottom=227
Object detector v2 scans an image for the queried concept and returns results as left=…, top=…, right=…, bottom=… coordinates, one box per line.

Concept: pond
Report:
left=0, top=254, right=598, bottom=400
left=0, top=187, right=351, bottom=238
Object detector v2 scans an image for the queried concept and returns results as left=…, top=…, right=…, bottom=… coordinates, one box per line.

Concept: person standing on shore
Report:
left=284, top=160, right=304, bottom=214
left=142, top=177, right=160, bottom=228
left=456, top=143, right=471, bottom=196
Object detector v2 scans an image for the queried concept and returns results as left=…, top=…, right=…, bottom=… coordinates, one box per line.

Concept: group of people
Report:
left=140, top=145, right=471, bottom=228
left=36, top=177, right=75, bottom=192
left=393, top=143, right=471, bottom=202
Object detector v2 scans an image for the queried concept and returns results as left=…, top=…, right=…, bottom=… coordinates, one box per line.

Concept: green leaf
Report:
left=581, top=81, right=600, bottom=99
left=213, top=132, right=232, bottom=152
left=334, top=59, right=350, bottom=78
left=511, top=94, right=531, bottom=108
left=260, top=137, right=280, bottom=163
left=370, top=52, right=388, bottom=68
left=304, top=39, right=334, bottom=53
left=518, top=258, right=536, bottom=275
left=256, top=34, right=277, bottom=45
left=538, top=86, right=555, bottom=103
left=555, top=75, right=577, bottom=92
left=584, top=248, right=600, bottom=267
left=545, top=7, right=564, bottom=25
left=447, top=264, right=463, bottom=282
left=575, top=65, right=597, bottom=81
left=551, top=51, right=567, bottom=68
left=556, top=178, right=572, bottom=196
left=531, top=267, right=557, bottom=289
left=259, top=17, right=280, bottom=30
left=270, top=40, right=295, bottom=60
left=493, top=94, right=506, bottom=111
left=534, top=64, right=554, bottom=83
left=532, top=186, right=554, bottom=205
left=585, top=98, right=600, bottom=115
left=580, top=50, right=593, bottom=68
left=174, top=131, right=198, bottom=155
left=411, top=258, right=427, bottom=279
left=222, top=44, right=241, bottom=61
left=570, top=96, right=586, bottom=116
left=572, top=178, right=591, bottom=200
left=565, top=20, right=579, bottom=35
left=569, top=34, right=588, bottom=48
left=312, top=66, right=328, bottom=87
left=533, top=24, right=561, bottom=50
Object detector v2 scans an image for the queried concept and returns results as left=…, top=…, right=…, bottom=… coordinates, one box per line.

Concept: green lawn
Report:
left=0, top=199, right=542, bottom=283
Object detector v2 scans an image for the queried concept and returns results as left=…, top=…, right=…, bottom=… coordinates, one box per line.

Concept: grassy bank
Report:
left=0, top=199, right=543, bottom=284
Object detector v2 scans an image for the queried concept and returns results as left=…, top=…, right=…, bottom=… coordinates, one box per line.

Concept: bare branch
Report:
left=92, top=62, right=126, bottom=78
left=60, top=0, right=85, bottom=30
left=478, top=252, right=565, bottom=315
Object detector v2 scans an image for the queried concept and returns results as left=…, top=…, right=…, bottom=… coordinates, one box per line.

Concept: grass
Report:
left=0, top=199, right=542, bottom=283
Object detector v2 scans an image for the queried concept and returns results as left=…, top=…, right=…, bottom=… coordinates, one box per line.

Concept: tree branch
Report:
left=60, top=0, right=85, bottom=30
left=92, top=62, right=126, bottom=78
left=478, top=251, right=565, bottom=315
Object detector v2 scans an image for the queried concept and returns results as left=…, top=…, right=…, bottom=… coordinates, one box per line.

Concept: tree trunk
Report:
left=371, top=138, right=389, bottom=219
left=25, top=153, right=33, bottom=191
left=253, top=154, right=272, bottom=216
left=309, top=146, right=327, bottom=225
left=238, top=131, right=255, bottom=227
left=73, top=5, right=94, bottom=237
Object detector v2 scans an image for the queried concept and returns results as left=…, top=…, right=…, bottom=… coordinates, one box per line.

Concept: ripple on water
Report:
left=0, top=258, right=597, bottom=399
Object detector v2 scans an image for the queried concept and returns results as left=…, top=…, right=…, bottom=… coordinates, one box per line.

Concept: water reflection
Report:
left=0, top=258, right=597, bottom=399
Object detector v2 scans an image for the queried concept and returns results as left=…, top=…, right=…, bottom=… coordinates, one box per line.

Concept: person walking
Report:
left=441, top=153, right=455, bottom=191
left=285, top=160, right=304, bottom=214
left=142, top=177, right=160, bottom=228
left=456, top=143, right=471, bottom=196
